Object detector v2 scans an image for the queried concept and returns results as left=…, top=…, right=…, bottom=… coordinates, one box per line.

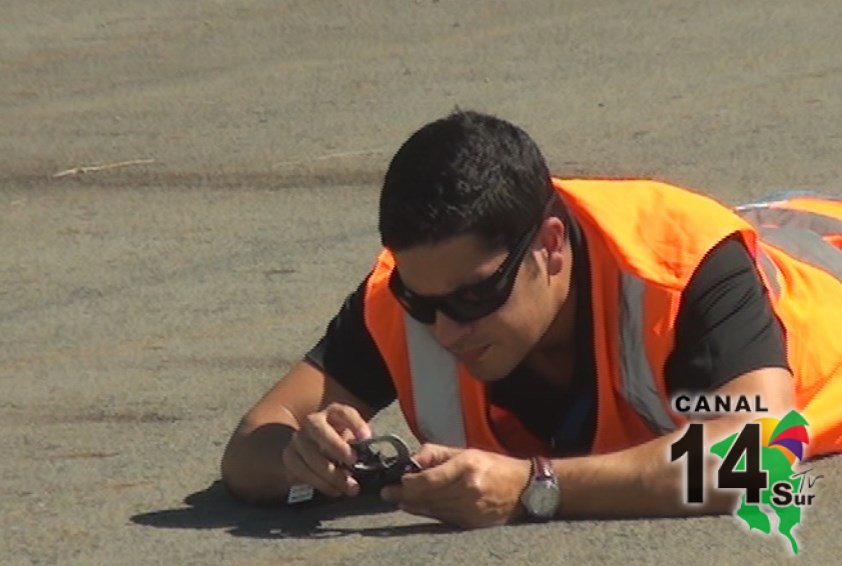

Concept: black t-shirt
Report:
left=305, top=221, right=789, bottom=456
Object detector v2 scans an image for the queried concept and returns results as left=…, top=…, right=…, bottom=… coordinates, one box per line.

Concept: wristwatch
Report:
left=519, top=456, right=561, bottom=520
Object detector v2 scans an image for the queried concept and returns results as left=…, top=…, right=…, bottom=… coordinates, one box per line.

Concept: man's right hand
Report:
left=222, top=361, right=377, bottom=504
left=282, top=403, right=373, bottom=498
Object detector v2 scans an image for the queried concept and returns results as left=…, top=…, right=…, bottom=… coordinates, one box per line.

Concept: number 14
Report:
left=670, top=423, right=768, bottom=504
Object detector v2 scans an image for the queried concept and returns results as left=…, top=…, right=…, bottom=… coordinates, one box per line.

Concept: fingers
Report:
left=387, top=468, right=482, bottom=529
left=283, top=436, right=354, bottom=498
left=402, top=455, right=463, bottom=497
left=412, top=443, right=462, bottom=469
left=326, top=403, right=372, bottom=442
left=381, top=451, right=463, bottom=503
left=301, top=403, right=368, bottom=466
left=383, top=450, right=525, bottom=529
left=283, top=403, right=371, bottom=498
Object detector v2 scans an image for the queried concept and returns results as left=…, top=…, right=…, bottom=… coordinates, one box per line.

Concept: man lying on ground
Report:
left=222, top=110, right=842, bottom=527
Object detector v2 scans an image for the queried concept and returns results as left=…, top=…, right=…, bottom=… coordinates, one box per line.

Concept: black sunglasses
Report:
left=389, top=218, right=542, bottom=324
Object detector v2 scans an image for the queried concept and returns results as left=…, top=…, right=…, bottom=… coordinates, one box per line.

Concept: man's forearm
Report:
left=221, top=418, right=298, bottom=504
left=552, top=418, right=746, bottom=519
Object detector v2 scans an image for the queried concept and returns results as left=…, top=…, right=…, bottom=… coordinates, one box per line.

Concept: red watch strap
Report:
left=533, top=456, right=553, bottom=480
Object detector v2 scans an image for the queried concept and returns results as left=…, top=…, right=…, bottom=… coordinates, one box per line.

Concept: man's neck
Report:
left=523, top=259, right=579, bottom=391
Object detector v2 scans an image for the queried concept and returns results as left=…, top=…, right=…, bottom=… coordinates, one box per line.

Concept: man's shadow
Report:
left=130, top=481, right=455, bottom=539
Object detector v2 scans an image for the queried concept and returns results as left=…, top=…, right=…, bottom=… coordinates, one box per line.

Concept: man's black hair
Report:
left=378, top=110, right=567, bottom=252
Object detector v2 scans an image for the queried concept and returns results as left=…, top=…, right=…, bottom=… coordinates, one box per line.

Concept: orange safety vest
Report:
left=363, top=179, right=842, bottom=459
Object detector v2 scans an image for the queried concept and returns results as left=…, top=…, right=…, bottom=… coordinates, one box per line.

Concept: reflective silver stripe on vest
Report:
left=619, top=272, right=677, bottom=435
left=404, top=315, right=467, bottom=447
left=756, top=247, right=781, bottom=299
left=735, top=200, right=842, bottom=282
left=760, top=227, right=842, bottom=281
left=737, top=207, right=842, bottom=237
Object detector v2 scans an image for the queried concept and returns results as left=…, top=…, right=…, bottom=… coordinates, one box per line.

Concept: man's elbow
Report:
left=219, top=450, right=284, bottom=506
left=219, top=420, right=297, bottom=505
left=219, top=425, right=254, bottom=502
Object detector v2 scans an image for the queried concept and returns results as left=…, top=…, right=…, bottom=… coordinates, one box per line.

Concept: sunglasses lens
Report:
left=387, top=193, right=550, bottom=325
left=389, top=272, right=436, bottom=324
left=441, top=295, right=503, bottom=324
left=405, top=301, right=437, bottom=324
left=389, top=263, right=515, bottom=324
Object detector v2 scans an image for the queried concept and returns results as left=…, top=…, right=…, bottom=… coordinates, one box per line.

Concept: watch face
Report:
left=526, top=479, right=560, bottom=518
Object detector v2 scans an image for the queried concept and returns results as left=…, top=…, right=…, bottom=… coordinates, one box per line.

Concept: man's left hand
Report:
left=380, top=443, right=531, bottom=528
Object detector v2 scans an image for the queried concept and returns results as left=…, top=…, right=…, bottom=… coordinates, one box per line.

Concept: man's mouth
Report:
left=454, top=344, right=490, bottom=363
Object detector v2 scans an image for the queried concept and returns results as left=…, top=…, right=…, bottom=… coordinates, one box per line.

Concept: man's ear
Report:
left=540, top=217, right=567, bottom=276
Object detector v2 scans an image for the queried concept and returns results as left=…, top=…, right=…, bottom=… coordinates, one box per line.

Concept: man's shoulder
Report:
left=558, top=179, right=752, bottom=288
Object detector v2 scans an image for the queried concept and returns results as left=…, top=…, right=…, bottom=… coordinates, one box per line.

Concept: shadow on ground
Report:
left=131, top=481, right=455, bottom=539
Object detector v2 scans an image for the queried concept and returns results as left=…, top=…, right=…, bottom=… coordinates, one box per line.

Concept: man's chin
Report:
left=470, top=369, right=509, bottom=382
left=460, top=354, right=514, bottom=382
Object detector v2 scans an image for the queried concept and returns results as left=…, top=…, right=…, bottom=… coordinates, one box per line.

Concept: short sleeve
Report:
left=665, top=234, right=790, bottom=396
left=304, top=276, right=397, bottom=412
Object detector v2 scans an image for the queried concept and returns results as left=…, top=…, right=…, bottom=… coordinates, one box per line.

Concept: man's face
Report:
left=392, top=231, right=557, bottom=381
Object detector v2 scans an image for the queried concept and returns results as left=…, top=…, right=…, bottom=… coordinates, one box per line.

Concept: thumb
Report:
left=412, top=443, right=462, bottom=469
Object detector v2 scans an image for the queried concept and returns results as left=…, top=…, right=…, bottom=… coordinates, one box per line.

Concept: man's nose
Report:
left=431, top=310, right=471, bottom=349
